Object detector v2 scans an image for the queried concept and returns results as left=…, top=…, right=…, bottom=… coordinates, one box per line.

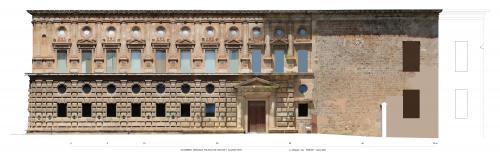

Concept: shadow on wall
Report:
left=315, top=16, right=439, bottom=38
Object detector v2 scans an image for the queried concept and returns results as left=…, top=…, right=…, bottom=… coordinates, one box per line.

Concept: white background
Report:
left=0, top=0, right=499, bottom=153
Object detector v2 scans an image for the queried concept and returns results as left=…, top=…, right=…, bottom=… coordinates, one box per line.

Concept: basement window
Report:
left=57, top=84, right=67, bottom=94
left=181, top=84, right=191, bottom=94
left=156, top=83, right=166, bottom=94
left=205, top=103, right=215, bottom=117
left=82, top=103, right=92, bottom=117
left=156, top=103, right=166, bottom=117
left=107, top=103, right=116, bottom=117
left=206, top=84, right=215, bottom=94
left=181, top=103, right=191, bottom=117
left=403, top=90, right=420, bottom=118
left=107, top=84, right=116, bottom=94
left=82, top=84, right=92, bottom=94
left=57, top=103, right=67, bottom=117
left=131, top=103, right=141, bottom=117
left=131, top=84, right=141, bottom=94
left=298, top=103, right=309, bottom=117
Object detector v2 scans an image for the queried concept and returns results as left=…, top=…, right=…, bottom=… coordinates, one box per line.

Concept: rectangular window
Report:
left=455, top=89, right=468, bottom=119
left=81, top=50, right=92, bottom=73
left=205, top=49, right=216, bottom=73
left=131, top=50, right=141, bottom=73
left=403, top=41, right=420, bottom=72
left=82, top=103, right=92, bottom=117
left=298, top=103, right=308, bottom=117
left=155, top=49, right=167, bottom=73
left=180, top=49, right=191, bottom=73
left=57, top=103, right=67, bottom=117
left=251, top=49, right=262, bottom=73
left=455, top=41, right=468, bottom=72
left=205, top=103, right=215, bottom=117
left=181, top=103, right=190, bottom=117
left=56, top=50, right=67, bottom=73
left=107, top=103, right=116, bottom=117
left=106, top=50, right=117, bottom=73
left=403, top=90, right=420, bottom=118
left=229, top=49, right=239, bottom=73
left=131, top=103, right=141, bottom=117
left=156, top=103, right=166, bottom=117
left=274, top=49, right=285, bottom=73
left=298, top=49, right=308, bottom=73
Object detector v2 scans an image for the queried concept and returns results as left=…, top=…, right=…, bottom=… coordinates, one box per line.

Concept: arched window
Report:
left=82, top=26, right=92, bottom=38
left=57, top=26, right=66, bottom=38
left=229, top=26, right=239, bottom=38
left=131, top=26, right=141, bottom=38
left=252, top=27, right=262, bottom=38
left=180, top=26, right=190, bottom=37
left=106, top=27, right=116, bottom=38
left=274, top=27, right=285, bottom=37
left=297, top=27, right=307, bottom=37
left=156, top=26, right=166, bottom=37
left=206, top=26, right=215, bottom=37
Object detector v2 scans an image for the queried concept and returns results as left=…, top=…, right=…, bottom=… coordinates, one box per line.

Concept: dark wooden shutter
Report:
left=403, top=41, right=420, bottom=72
left=403, top=90, right=420, bottom=118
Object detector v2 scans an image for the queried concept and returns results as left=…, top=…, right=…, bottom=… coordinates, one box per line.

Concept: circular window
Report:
left=107, top=27, right=116, bottom=37
left=82, top=26, right=92, bottom=38
left=156, top=26, right=166, bottom=37
left=206, top=84, right=215, bottom=94
left=180, top=26, right=190, bottom=37
left=298, top=84, right=308, bottom=94
left=206, top=26, right=215, bottom=37
left=181, top=84, right=191, bottom=94
left=131, top=26, right=141, bottom=38
left=229, top=27, right=239, bottom=38
left=82, top=84, right=92, bottom=94
left=298, top=27, right=307, bottom=37
left=275, top=28, right=285, bottom=37
left=156, top=83, right=166, bottom=94
left=131, top=84, right=141, bottom=94
left=107, top=84, right=116, bottom=94
left=57, top=27, right=66, bottom=38
left=252, top=27, right=261, bottom=37
left=57, top=84, right=67, bottom=94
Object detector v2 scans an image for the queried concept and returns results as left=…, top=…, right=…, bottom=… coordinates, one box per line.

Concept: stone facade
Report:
left=27, top=10, right=439, bottom=137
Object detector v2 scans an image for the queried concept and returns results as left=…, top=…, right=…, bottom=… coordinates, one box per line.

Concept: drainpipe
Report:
left=381, top=102, right=387, bottom=137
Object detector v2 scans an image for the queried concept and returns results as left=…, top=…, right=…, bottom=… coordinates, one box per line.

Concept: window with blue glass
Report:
left=106, top=50, right=117, bottom=73
left=130, top=50, right=141, bottom=73
left=205, top=49, right=216, bottom=73
left=155, top=49, right=166, bottom=73
left=229, top=49, right=239, bottom=73
left=180, top=49, right=191, bottom=73
left=298, top=49, right=308, bottom=72
left=274, top=49, right=285, bottom=73
left=298, top=84, right=308, bottom=94
left=251, top=49, right=262, bottom=73
left=205, top=103, right=215, bottom=117
left=56, top=50, right=67, bottom=73
left=81, top=50, right=92, bottom=73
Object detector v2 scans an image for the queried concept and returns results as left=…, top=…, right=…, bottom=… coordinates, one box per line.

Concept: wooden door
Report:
left=248, top=101, right=266, bottom=133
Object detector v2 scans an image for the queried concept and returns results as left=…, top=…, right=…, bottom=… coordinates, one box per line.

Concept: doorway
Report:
left=247, top=101, right=266, bottom=133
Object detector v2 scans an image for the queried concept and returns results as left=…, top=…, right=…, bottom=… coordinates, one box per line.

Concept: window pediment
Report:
left=234, top=77, right=279, bottom=89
